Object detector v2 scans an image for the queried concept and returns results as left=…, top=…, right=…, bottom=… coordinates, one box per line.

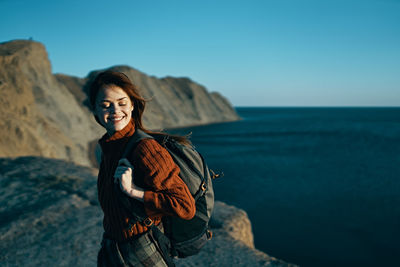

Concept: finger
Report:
left=115, top=171, right=133, bottom=182
left=116, top=165, right=133, bottom=173
left=115, top=169, right=132, bottom=178
left=118, top=158, right=134, bottom=168
left=114, top=168, right=125, bottom=175
left=120, top=182, right=130, bottom=194
left=114, top=167, right=128, bottom=174
left=115, top=166, right=130, bottom=172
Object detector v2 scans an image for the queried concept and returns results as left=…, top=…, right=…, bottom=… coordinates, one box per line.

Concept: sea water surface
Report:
left=169, top=107, right=400, bottom=267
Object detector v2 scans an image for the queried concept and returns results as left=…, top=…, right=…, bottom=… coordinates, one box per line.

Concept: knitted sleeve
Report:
left=132, top=139, right=196, bottom=220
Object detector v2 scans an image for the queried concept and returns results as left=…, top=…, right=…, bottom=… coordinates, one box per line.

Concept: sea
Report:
left=169, top=107, right=400, bottom=267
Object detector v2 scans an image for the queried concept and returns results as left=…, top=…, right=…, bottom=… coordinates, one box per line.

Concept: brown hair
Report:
left=89, top=71, right=147, bottom=130
left=89, top=70, right=190, bottom=145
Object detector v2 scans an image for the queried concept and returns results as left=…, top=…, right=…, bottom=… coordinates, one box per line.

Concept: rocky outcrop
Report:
left=177, top=201, right=296, bottom=267
left=0, top=40, right=104, bottom=167
left=0, top=157, right=101, bottom=266
left=0, top=40, right=240, bottom=167
left=0, top=157, right=295, bottom=266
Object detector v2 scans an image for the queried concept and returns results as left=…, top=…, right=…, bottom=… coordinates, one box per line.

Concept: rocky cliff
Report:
left=0, top=157, right=295, bottom=266
left=0, top=40, right=102, bottom=167
left=0, top=40, right=240, bottom=167
left=0, top=40, right=296, bottom=266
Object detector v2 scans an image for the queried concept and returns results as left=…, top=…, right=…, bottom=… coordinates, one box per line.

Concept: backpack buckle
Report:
left=206, top=229, right=213, bottom=240
left=143, top=217, right=154, bottom=227
left=200, top=181, right=207, bottom=191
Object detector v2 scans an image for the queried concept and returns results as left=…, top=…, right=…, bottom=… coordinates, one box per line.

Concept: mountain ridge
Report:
left=0, top=39, right=240, bottom=167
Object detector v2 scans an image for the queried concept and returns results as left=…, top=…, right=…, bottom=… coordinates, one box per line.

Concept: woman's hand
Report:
left=114, top=158, right=145, bottom=201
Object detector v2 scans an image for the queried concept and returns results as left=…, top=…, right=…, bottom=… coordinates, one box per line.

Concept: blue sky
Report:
left=1, top=0, right=399, bottom=106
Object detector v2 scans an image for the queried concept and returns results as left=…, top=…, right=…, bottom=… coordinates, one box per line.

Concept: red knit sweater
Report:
left=97, top=120, right=196, bottom=241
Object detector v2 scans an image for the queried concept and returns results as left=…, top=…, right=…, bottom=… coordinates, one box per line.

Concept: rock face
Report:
left=0, top=40, right=240, bottom=167
left=0, top=40, right=104, bottom=167
left=0, top=157, right=295, bottom=267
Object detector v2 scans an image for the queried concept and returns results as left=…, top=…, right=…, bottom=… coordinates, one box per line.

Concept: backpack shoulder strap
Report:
left=121, top=129, right=154, bottom=159
left=116, top=128, right=157, bottom=225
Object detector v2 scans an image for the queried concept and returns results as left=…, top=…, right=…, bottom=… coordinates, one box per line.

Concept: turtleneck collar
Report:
left=99, top=119, right=136, bottom=144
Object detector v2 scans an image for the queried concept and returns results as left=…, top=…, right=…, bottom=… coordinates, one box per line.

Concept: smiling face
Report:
left=94, top=85, right=134, bottom=134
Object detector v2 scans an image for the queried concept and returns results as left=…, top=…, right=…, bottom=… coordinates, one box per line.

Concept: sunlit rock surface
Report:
left=0, top=157, right=295, bottom=267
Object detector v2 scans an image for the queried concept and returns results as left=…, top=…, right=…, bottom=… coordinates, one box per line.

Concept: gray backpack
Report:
left=117, top=129, right=216, bottom=259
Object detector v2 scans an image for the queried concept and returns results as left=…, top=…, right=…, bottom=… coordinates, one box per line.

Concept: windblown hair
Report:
left=89, top=70, right=190, bottom=145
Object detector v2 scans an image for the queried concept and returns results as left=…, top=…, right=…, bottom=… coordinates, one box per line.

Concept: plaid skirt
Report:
left=97, top=232, right=169, bottom=267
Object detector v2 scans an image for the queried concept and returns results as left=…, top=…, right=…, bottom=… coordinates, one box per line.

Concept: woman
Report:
left=89, top=71, right=196, bottom=266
